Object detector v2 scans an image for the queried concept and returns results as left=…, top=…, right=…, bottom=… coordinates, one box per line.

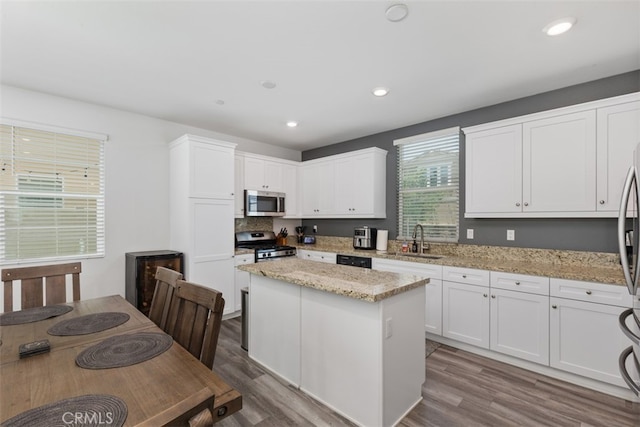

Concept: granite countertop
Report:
left=290, top=238, right=628, bottom=286
left=237, top=258, right=429, bottom=302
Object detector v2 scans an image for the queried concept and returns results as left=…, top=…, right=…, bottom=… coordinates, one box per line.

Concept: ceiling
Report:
left=1, top=1, right=639, bottom=152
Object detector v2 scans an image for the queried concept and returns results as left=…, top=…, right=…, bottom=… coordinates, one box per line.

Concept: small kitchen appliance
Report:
left=353, top=226, right=377, bottom=250
left=618, top=141, right=640, bottom=397
left=244, top=190, right=286, bottom=217
left=336, top=254, right=372, bottom=269
left=235, top=231, right=296, bottom=262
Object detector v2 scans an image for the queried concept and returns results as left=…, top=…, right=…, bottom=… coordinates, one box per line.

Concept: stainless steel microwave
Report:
left=244, top=190, right=286, bottom=217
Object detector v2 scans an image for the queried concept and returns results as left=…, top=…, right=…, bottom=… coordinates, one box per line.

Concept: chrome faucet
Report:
left=411, top=224, right=430, bottom=253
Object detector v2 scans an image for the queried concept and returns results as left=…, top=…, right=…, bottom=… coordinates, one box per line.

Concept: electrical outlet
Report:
left=313, top=225, right=318, bottom=233
left=507, top=229, right=515, bottom=241
left=467, top=229, right=474, bottom=239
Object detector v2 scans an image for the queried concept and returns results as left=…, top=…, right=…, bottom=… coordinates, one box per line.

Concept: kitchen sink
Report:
left=393, top=252, right=444, bottom=260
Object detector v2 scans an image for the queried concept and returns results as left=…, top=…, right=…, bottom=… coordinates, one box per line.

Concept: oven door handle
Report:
left=619, top=346, right=640, bottom=396
left=619, top=308, right=640, bottom=345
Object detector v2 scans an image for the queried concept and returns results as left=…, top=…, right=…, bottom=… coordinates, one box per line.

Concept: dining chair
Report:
left=148, top=266, right=183, bottom=330
left=2, top=262, right=81, bottom=312
left=165, top=279, right=225, bottom=370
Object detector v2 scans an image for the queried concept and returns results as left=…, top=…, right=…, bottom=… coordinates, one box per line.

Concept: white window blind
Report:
left=0, top=123, right=106, bottom=263
left=395, top=127, right=460, bottom=242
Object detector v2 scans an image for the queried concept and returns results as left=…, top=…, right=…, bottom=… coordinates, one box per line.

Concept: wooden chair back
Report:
left=148, top=266, right=183, bottom=330
left=2, top=262, right=81, bottom=312
left=165, top=279, right=225, bottom=370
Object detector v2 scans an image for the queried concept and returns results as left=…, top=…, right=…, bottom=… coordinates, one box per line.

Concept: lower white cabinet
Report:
left=373, top=258, right=443, bottom=335
left=297, top=249, right=336, bottom=264
left=490, top=288, right=549, bottom=364
left=442, top=279, right=490, bottom=348
left=234, top=254, right=254, bottom=312
left=549, top=278, right=633, bottom=388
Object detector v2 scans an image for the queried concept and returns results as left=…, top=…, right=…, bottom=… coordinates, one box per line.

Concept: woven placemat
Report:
left=0, top=305, right=73, bottom=326
left=47, top=312, right=130, bottom=336
left=0, top=394, right=127, bottom=427
left=76, top=332, right=173, bottom=369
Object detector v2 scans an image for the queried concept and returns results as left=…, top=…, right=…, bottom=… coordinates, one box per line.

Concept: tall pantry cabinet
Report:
left=169, top=134, right=237, bottom=316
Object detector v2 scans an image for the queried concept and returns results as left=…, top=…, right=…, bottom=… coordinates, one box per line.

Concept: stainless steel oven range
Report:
left=235, top=231, right=297, bottom=262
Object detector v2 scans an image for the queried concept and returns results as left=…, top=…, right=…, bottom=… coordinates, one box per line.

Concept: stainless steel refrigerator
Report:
left=618, top=142, right=640, bottom=397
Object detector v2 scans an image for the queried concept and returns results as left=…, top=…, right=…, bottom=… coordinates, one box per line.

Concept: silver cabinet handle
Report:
left=462, top=275, right=467, bottom=279
left=586, top=290, right=592, bottom=295
left=515, top=281, right=520, bottom=285
left=552, top=305, right=557, bottom=309
left=516, top=202, right=521, bottom=207
left=491, top=295, right=496, bottom=299
left=599, top=200, right=605, bottom=204
left=524, top=202, right=529, bottom=206
left=483, top=293, right=488, bottom=297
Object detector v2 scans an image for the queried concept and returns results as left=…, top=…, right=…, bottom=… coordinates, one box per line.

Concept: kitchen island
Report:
left=238, top=258, right=429, bottom=427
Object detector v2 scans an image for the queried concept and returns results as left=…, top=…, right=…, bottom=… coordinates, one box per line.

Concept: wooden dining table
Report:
left=0, top=295, right=241, bottom=426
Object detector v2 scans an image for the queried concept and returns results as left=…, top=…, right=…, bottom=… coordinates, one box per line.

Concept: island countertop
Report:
left=238, top=258, right=429, bottom=302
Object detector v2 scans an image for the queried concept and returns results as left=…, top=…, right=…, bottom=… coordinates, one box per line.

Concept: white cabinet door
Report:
left=465, top=124, right=523, bottom=215
left=522, top=111, right=596, bottom=213
left=281, top=163, right=299, bottom=217
left=301, top=161, right=334, bottom=216
left=234, top=254, right=254, bottom=312
left=490, top=288, right=549, bottom=364
left=596, top=100, right=640, bottom=214
left=550, top=297, right=630, bottom=387
left=442, top=281, right=490, bottom=348
left=263, top=160, right=284, bottom=192
left=244, top=156, right=265, bottom=191
left=190, top=140, right=235, bottom=199
left=234, top=154, right=245, bottom=217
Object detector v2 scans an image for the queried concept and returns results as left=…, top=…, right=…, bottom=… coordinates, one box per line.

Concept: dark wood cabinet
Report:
left=125, top=250, right=184, bottom=316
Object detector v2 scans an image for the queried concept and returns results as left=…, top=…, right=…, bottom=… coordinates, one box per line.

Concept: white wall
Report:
left=0, top=85, right=301, bottom=309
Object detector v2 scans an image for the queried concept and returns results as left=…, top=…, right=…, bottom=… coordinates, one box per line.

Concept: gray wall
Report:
left=301, top=71, right=640, bottom=253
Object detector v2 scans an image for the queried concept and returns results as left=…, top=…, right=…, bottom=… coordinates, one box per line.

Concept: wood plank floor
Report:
left=213, top=317, right=639, bottom=426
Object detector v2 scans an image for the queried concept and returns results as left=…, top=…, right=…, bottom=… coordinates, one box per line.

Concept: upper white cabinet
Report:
left=464, top=92, right=640, bottom=218
left=301, top=147, right=387, bottom=218
left=596, top=100, right=640, bottom=214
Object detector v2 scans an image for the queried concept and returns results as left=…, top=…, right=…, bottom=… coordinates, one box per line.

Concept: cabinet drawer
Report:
left=550, top=278, right=633, bottom=307
left=372, top=258, right=443, bottom=280
left=442, top=266, right=490, bottom=287
left=490, top=271, right=549, bottom=295
left=234, top=254, right=255, bottom=266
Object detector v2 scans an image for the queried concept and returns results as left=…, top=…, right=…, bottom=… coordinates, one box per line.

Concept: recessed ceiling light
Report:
left=215, top=99, right=225, bottom=105
left=286, top=121, right=298, bottom=128
left=261, top=80, right=277, bottom=89
left=372, top=87, right=389, bottom=97
left=543, top=17, right=576, bottom=36
left=386, top=4, right=409, bottom=22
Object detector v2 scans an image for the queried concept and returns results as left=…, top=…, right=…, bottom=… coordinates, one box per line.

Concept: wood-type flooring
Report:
left=214, top=317, right=639, bottom=426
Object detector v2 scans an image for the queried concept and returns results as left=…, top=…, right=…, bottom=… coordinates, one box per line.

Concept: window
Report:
left=395, top=127, right=460, bottom=242
left=0, top=121, right=106, bottom=263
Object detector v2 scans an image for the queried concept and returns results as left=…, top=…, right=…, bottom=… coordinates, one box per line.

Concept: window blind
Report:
left=0, top=123, right=106, bottom=263
left=395, top=127, right=460, bottom=242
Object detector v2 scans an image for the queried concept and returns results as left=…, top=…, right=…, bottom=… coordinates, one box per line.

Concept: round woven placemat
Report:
left=0, top=305, right=73, bottom=326
left=0, top=394, right=127, bottom=427
left=76, top=332, right=173, bottom=369
left=47, top=312, right=130, bottom=336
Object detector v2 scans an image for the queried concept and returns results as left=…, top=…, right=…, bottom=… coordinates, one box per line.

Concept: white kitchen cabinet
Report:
left=169, top=135, right=237, bottom=316
left=234, top=253, right=254, bottom=312
left=234, top=154, right=245, bottom=218
left=280, top=162, right=299, bottom=217
left=300, top=160, right=334, bottom=216
left=333, top=148, right=387, bottom=218
left=550, top=296, right=631, bottom=388
left=297, top=249, right=336, bottom=264
left=442, top=267, right=491, bottom=348
left=244, top=154, right=297, bottom=193
left=490, top=287, right=549, bottom=364
left=372, top=257, right=443, bottom=335
left=596, top=100, right=640, bottom=214
left=522, top=111, right=596, bottom=213
left=463, top=92, right=640, bottom=218
left=301, top=147, right=387, bottom=218
left=465, top=124, right=523, bottom=215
